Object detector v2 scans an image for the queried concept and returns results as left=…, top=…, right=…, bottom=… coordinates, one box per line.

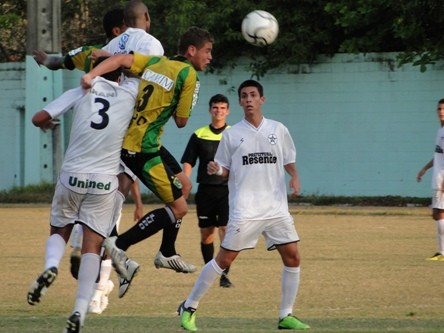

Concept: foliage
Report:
left=2, top=0, right=444, bottom=76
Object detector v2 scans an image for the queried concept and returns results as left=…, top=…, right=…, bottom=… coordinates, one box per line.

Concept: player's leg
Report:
left=28, top=182, right=79, bottom=305
left=179, top=248, right=238, bottom=331
left=214, top=187, right=232, bottom=287
left=108, top=149, right=195, bottom=273
left=427, top=190, right=444, bottom=260
left=69, top=224, right=83, bottom=279
left=268, top=216, right=309, bottom=330
left=101, top=167, right=140, bottom=294
left=65, top=190, right=115, bottom=332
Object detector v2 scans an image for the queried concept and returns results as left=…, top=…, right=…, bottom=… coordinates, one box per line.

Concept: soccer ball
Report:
left=241, top=10, right=279, bottom=47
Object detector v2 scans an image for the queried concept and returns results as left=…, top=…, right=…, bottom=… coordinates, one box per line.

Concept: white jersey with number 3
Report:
left=44, top=77, right=137, bottom=175
left=215, top=117, right=296, bottom=221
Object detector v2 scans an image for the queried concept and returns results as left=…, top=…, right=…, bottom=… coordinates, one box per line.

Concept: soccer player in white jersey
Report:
left=178, top=79, right=310, bottom=331
left=417, top=98, right=444, bottom=261
left=27, top=58, right=138, bottom=333
left=102, top=0, right=163, bottom=56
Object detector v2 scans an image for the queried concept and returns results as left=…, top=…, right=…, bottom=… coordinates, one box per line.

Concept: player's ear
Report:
left=187, top=45, right=197, bottom=57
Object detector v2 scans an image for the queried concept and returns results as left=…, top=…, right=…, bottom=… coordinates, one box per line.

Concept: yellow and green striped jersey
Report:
left=64, top=44, right=103, bottom=72
left=123, top=53, right=200, bottom=153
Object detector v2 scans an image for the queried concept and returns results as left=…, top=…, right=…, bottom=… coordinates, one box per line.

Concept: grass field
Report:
left=1, top=204, right=443, bottom=333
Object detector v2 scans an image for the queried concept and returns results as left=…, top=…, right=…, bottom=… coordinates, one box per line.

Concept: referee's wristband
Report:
left=215, top=166, right=223, bottom=176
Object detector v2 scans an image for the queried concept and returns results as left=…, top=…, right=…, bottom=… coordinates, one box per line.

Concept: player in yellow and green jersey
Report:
left=81, top=26, right=213, bottom=276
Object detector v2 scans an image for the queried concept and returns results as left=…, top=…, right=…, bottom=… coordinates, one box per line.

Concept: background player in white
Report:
left=27, top=58, right=138, bottom=333
left=417, top=98, right=444, bottom=261
left=178, top=79, right=310, bottom=331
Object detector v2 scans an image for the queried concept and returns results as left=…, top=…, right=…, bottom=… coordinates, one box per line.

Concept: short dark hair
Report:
left=124, top=0, right=147, bottom=27
left=102, top=8, right=125, bottom=41
left=438, top=98, right=444, bottom=104
left=93, top=57, right=122, bottom=82
left=178, top=26, right=213, bottom=55
left=238, top=79, right=264, bottom=98
left=209, top=94, right=229, bottom=108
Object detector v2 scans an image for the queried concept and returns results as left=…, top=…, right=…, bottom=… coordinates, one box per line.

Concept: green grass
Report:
left=0, top=204, right=443, bottom=333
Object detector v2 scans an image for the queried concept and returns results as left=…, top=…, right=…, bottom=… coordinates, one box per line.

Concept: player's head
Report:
left=103, top=8, right=127, bottom=42
left=437, top=99, right=444, bottom=124
left=178, top=27, right=213, bottom=71
left=124, top=0, right=151, bottom=32
left=93, top=57, right=122, bottom=82
left=238, top=79, right=264, bottom=98
left=209, top=94, right=229, bottom=108
left=209, top=94, right=230, bottom=121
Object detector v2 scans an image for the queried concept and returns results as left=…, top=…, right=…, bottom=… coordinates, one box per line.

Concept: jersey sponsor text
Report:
left=242, top=152, right=277, bottom=165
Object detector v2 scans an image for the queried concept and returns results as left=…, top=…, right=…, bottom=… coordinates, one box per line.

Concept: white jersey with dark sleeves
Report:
left=215, top=117, right=296, bottom=221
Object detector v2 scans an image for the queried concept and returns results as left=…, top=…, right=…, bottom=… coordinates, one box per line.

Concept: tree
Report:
left=2, top=0, right=444, bottom=75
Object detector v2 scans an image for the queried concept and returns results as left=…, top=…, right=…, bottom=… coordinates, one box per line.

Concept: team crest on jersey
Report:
left=119, top=33, right=130, bottom=50
left=268, top=134, right=277, bottom=145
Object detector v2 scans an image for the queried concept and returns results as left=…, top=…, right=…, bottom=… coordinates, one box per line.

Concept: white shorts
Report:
left=119, top=160, right=137, bottom=182
left=432, top=190, right=444, bottom=210
left=221, top=214, right=299, bottom=251
left=50, top=181, right=117, bottom=237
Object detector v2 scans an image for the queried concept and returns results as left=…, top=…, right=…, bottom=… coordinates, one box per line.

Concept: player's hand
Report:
left=417, top=170, right=425, bottom=182
left=39, top=119, right=59, bottom=132
left=81, top=73, right=93, bottom=89
left=207, top=161, right=220, bottom=175
left=133, top=205, right=143, bottom=222
left=289, top=177, right=300, bottom=198
left=32, top=50, right=48, bottom=66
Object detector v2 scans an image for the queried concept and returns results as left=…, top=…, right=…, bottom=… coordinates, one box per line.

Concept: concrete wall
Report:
left=0, top=53, right=440, bottom=197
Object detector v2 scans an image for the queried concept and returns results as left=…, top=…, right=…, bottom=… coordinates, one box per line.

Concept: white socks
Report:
left=70, top=224, right=83, bottom=249
left=185, top=259, right=224, bottom=309
left=96, top=259, right=113, bottom=290
left=437, top=219, right=444, bottom=254
left=74, top=253, right=101, bottom=326
left=45, top=233, right=66, bottom=269
left=279, top=266, right=300, bottom=319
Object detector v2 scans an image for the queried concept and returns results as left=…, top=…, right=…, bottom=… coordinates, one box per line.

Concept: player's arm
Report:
left=32, top=87, right=85, bottom=131
left=129, top=179, right=144, bottom=222
left=181, top=163, right=193, bottom=200
left=284, top=163, right=300, bottom=198
left=33, top=50, right=65, bottom=70
left=32, top=111, right=56, bottom=132
left=81, top=53, right=135, bottom=89
left=173, top=69, right=199, bottom=128
left=417, top=158, right=433, bottom=182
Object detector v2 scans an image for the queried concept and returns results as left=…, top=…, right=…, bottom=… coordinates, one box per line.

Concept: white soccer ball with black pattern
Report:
left=241, top=10, right=279, bottom=47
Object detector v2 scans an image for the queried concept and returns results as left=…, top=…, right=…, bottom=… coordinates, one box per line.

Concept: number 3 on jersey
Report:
left=132, top=84, right=154, bottom=126
left=91, top=97, right=110, bottom=130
